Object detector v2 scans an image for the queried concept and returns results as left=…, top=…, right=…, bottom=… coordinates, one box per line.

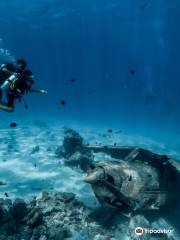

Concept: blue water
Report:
left=0, top=1, right=180, bottom=239
left=0, top=0, right=180, bottom=147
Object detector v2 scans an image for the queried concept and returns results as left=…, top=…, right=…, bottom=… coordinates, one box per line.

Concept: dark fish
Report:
left=129, top=69, right=135, bottom=75
left=128, top=176, right=132, bottom=181
left=31, top=146, right=40, bottom=154
left=107, top=129, right=113, bottom=133
left=10, top=122, right=18, bottom=128
left=70, top=78, right=76, bottom=82
left=5, top=192, right=9, bottom=197
left=0, top=181, right=6, bottom=186
left=60, top=100, right=66, bottom=106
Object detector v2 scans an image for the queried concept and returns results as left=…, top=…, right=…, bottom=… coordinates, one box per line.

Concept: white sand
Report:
left=0, top=120, right=179, bottom=207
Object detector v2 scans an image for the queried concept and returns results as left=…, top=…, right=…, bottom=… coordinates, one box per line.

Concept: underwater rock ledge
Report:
left=0, top=191, right=117, bottom=240
left=55, top=129, right=94, bottom=171
left=0, top=190, right=177, bottom=240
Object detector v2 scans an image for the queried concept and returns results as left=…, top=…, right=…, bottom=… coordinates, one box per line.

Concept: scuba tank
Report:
left=0, top=73, right=18, bottom=91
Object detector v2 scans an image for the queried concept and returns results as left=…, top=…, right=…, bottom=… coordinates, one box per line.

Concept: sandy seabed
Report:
left=0, top=119, right=179, bottom=240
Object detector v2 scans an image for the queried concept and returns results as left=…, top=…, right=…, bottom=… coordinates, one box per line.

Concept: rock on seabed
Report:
left=0, top=191, right=116, bottom=240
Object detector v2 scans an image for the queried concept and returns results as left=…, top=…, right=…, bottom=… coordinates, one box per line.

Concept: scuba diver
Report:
left=0, top=59, right=47, bottom=112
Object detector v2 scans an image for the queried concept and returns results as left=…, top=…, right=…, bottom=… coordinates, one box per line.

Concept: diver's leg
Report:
left=0, top=101, right=14, bottom=112
left=0, top=89, right=14, bottom=112
left=0, top=92, right=15, bottom=113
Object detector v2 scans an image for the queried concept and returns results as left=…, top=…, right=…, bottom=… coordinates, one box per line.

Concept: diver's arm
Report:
left=1, top=67, right=11, bottom=73
left=0, top=65, right=16, bottom=74
left=29, top=88, right=47, bottom=94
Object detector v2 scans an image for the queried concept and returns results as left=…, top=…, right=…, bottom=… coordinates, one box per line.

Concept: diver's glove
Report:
left=40, top=89, right=47, bottom=94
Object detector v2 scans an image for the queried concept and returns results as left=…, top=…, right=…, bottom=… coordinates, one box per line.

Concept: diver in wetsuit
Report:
left=0, top=59, right=47, bottom=112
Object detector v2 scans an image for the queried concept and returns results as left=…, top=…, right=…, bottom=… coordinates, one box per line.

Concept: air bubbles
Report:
left=0, top=38, right=16, bottom=64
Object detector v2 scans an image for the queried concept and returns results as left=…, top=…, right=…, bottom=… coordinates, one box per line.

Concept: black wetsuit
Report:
left=7, top=74, right=33, bottom=107
left=0, top=63, right=33, bottom=108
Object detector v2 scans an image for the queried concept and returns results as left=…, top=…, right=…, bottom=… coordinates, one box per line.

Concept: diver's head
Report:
left=16, top=59, right=27, bottom=71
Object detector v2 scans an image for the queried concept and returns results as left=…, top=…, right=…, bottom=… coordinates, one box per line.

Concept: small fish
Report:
left=70, top=78, right=76, bottom=82
left=5, top=192, right=9, bottom=197
left=107, top=129, right=113, bottom=133
left=129, top=69, right=136, bottom=75
left=10, top=122, right=18, bottom=128
left=60, top=100, right=66, bottom=106
left=128, top=176, right=132, bottom=181
left=31, top=146, right=40, bottom=154
left=0, top=181, right=6, bottom=186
